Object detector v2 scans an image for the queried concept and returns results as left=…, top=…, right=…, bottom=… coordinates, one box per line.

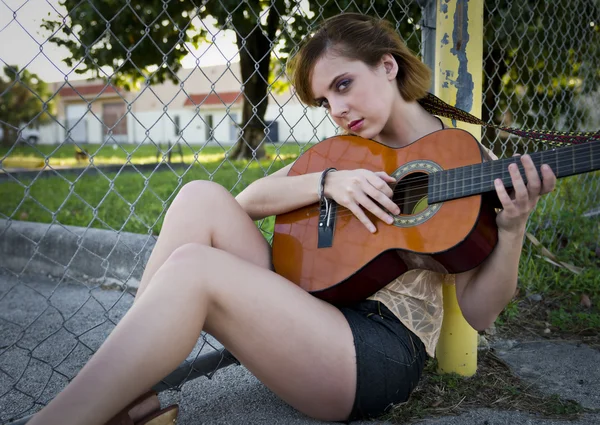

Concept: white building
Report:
left=39, top=63, right=338, bottom=146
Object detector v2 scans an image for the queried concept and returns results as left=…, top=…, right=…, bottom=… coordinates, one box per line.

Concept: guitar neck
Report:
left=428, top=140, right=600, bottom=204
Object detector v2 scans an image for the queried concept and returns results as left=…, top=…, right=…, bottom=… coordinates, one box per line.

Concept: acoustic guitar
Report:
left=272, top=128, right=599, bottom=305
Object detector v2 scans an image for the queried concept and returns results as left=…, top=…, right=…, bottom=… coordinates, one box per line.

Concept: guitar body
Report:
left=272, top=128, right=499, bottom=305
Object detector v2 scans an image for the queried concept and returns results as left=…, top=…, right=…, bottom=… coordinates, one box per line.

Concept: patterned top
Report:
left=367, top=120, right=499, bottom=358
left=368, top=270, right=451, bottom=358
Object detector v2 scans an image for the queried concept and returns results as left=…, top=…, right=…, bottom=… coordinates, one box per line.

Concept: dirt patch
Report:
left=385, top=345, right=592, bottom=424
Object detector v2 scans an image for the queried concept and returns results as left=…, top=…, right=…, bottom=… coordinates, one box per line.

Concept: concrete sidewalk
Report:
left=1, top=271, right=599, bottom=425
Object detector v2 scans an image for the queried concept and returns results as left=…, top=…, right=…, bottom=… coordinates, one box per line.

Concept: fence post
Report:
left=432, top=0, right=483, bottom=377
left=418, top=0, right=437, bottom=92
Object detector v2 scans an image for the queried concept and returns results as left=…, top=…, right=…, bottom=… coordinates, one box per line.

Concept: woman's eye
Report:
left=320, top=99, right=330, bottom=109
left=337, top=79, right=351, bottom=91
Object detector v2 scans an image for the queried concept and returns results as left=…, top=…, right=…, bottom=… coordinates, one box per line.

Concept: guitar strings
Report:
left=322, top=148, right=598, bottom=209
left=382, top=144, right=599, bottom=195
left=351, top=145, right=598, bottom=200
left=303, top=151, right=599, bottom=220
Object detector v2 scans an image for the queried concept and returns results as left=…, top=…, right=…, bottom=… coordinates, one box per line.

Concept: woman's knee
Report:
left=161, top=243, right=250, bottom=298
left=165, top=180, right=232, bottom=221
left=177, top=180, right=232, bottom=205
left=155, top=243, right=215, bottom=291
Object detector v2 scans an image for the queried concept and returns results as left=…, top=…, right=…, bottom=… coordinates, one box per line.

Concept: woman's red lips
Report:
left=349, top=119, right=364, bottom=131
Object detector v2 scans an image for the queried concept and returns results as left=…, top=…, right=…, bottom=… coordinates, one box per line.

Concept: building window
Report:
left=205, top=114, right=213, bottom=142
left=102, top=103, right=127, bottom=137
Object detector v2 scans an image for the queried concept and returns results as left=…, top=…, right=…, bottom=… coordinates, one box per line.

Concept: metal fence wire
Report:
left=0, top=0, right=599, bottom=422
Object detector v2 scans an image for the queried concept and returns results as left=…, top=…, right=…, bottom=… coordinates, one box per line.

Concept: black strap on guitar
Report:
left=417, top=92, right=598, bottom=147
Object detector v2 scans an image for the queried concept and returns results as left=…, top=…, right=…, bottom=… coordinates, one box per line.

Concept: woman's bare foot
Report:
left=105, top=393, right=161, bottom=425
left=128, top=394, right=160, bottom=422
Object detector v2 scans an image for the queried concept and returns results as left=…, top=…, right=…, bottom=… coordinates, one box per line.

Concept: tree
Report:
left=0, top=66, right=55, bottom=147
left=482, top=0, right=600, bottom=157
left=42, top=1, right=422, bottom=159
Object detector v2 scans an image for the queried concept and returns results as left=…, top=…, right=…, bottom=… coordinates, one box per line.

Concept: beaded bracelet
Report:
left=317, top=167, right=337, bottom=202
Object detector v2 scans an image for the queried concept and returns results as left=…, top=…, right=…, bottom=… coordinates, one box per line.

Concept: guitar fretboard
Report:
left=428, top=140, right=599, bottom=204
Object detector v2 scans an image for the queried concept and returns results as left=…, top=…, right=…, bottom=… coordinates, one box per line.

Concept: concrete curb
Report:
left=0, top=218, right=155, bottom=290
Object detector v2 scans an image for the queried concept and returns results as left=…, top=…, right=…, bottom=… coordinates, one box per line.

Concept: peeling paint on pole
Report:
left=450, top=0, right=474, bottom=114
left=435, top=0, right=483, bottom=139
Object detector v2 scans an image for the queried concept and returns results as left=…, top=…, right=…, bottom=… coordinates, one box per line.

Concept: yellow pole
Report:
left=433, top=0, right=483, bottom=376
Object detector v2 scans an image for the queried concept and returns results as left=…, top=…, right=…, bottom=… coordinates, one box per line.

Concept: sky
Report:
left=0, top=0, right=240, bottom=83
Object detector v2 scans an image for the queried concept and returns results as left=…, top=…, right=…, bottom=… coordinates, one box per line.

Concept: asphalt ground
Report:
left=1, top=271, right=599, bottom=425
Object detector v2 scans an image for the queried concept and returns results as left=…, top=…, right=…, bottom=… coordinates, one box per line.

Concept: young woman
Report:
left=28, top=13, right=556, bottom=425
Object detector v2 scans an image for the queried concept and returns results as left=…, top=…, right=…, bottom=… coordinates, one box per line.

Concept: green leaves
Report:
left=483, top=0, right=600, bottom=135
left=41, top=0, right=201, bottom=90
left=0, top=65, right=55, bottom=146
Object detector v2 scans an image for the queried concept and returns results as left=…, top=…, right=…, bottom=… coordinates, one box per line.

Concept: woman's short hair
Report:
left=288, top=13, right=431, bottom=107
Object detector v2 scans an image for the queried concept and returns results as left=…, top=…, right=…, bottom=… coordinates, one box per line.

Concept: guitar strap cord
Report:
left=417, top=92, right=599, bottom=147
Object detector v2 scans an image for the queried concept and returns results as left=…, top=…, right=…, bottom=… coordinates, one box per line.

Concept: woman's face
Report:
left=310, top=51, right=399, bottom=140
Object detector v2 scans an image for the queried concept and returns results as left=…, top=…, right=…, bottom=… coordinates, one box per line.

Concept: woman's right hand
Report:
left=323, top=169, right=400, bottom=233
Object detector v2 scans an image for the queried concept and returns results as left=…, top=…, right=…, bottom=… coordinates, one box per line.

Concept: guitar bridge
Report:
left=318, top=197, right=337, bottom=248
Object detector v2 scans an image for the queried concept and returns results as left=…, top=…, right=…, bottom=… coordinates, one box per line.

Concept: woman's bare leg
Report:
left=125, top=180, right=270, bottom=420
left=126, top=180, right=272, bottom=422
left=28, top=245, right=356, bottom=425
left=136, top=180, right=272, bottom=300
left=28, top=181, right=357, bottom=425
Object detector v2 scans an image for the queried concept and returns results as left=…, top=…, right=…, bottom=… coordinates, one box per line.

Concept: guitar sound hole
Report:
left=392, top=172, right=430, bottom=215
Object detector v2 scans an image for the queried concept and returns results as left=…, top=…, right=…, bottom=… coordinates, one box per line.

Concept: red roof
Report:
left=184, top=91, right=243, bottom=107
left=59, top=83, right=120, bottom=98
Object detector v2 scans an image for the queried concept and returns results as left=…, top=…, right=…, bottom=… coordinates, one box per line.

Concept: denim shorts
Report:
left=339, top=300, right=427, bottom=421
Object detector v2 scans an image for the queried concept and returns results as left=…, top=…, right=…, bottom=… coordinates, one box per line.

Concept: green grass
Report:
left=499, top=172, right=600, bottom=337
left=0, top=142, right=311, bottom=236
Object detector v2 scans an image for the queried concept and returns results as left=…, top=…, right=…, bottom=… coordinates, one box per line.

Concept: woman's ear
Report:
left=381, top=54, right=399, bottom=80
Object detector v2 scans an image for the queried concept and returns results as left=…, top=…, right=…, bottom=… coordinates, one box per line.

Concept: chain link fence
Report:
left=0, top=0, right=598, bottom=422
left=482, top=1, right=600, bottom=259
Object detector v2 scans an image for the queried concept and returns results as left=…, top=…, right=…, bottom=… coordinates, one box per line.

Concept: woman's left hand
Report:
left=494, top=154, right=556, bottom=235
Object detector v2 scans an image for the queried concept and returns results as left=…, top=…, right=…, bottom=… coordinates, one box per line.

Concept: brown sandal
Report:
left=136, top=405, right=179, bottom=425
